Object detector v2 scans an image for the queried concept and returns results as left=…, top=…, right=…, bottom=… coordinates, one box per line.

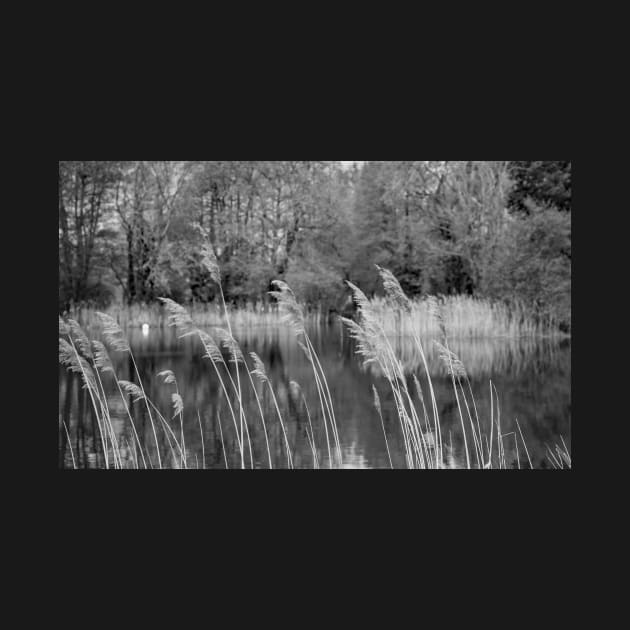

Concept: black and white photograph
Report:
left=58, top=160, right=571, bottom=470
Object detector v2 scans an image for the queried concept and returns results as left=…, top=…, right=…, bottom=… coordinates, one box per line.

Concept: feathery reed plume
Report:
left=118, top=380, right=146, bottom=403
left=59, top=316, right=69, bottom=336
left=158, top=369, right=185, bottom=463
left=345, top=281, right=385, bottom=337
left=59, top=338, right=97, bottom=392
left=346, top=280, right=372, bottom=316
left=435, top=341, right=467, bottom=378
left=250, top=352, right=268, bottom=383
left=96, top=312, right=130, bottom=352
left=172, top=393, right=184, bottom=419
left=157, top=370, right=177, bottom=385
left=342, top=281, right=384, bottom=365
left=269, top=280, right=305, bottom=336
left=67, top=319, right=93, bottom=358
left=197, top=330, right=225, bottom=364
left=373, top=385, right=382, bottom=415
left=376, top=265, right=412, bottom=313
left=215, top=328, right=244, bottom=363
left=158, top=298, right=194, bottom=336
left=341, top=316, right=380, bottom=368
left=92, top=340, right=114, bottom=374
left=426, top=295, right=447, bottom=338
left=426, top=295, right=439, bottom=320
left=58, top=337, right=75, bottom=366
left=341, top=288, right=389, bottom=371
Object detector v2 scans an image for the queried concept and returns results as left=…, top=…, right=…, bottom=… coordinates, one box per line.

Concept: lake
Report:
left=58, top=322, right=571, bottom=469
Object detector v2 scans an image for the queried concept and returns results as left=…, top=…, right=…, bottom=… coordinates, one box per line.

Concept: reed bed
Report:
left=67, top=292, right=564, bottom=341
left=365, top=335, right=568, bottom=380
left=59, top=254, right=570, bottom=469
left=67, top=301, right=324, bottom=331
left=369, top=295, right=563, bottom=339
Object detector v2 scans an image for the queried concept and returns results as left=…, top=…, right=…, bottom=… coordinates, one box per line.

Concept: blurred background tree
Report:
left=59, top=160, right=571, bottom=330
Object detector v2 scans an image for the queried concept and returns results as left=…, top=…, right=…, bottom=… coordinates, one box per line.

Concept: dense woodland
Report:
left=58, top=161, right=571, bottom=330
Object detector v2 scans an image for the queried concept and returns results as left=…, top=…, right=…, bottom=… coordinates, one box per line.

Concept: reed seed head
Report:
left=172, top=393, right=184, bottom=418
left=269, top=280, right=305, bottom=337
left=215, top=328, right=244, bottom=363
left=96, top=312, right=130, bottom=352
left=250, top=352, right=268, bottom=383
left=59, top=337, right=97, bottom=392
left=158, top=370, right=177, bottom=385
left=197, top=330, right=225, bottom=364
left=67, top=319, right=93, bottom=359
left=376, top=265, right=412, bottom=313
left=92, top=340, right=114, bottom=374
left=158, top=298, right=194, bottom=336
left=435, top=341, right=467, bottom=378
left=118, top=380, right=146, bottom=403
left=372, top=385, right=382, bottom=415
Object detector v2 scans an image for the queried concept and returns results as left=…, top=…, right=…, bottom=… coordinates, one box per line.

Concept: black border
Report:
left=47, top=99, right=577, bottom=574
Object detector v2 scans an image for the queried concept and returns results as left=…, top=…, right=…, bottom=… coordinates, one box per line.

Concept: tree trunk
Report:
left=127, top=227, right=136, bottom=305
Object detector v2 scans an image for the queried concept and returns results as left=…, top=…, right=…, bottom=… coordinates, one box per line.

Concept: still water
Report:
left=58, top=322, right=571, bottom=469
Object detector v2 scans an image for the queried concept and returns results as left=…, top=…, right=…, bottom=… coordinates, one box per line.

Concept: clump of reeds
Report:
left=270, top=280, right=342, bottom=467
left=342, top=268, right=442, bottom=469
left=339, top=265, right=566, bottom=469
left=59, top=249, right=338, bottom=469
left=59, top=258, right=570, bottom=470
left=545, top=437, right=571, bottom=469
left=367, top=294, right=564, bottom=340
left=66, top=301, right=323, bottom=332
left=59, top=308, right=202, bottom=469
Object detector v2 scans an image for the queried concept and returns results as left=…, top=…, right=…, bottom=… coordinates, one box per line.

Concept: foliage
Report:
left=484, top=200, right=571, bottom=330
left=59, top=160, right=571, bottom=333
left=508, top=161, right=572, bottom=213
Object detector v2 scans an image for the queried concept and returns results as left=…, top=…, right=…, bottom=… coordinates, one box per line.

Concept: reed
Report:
left=64, top=289, right=564, bottom=345
left=66, top=301, right=324, bottom=332
left=368, top=294, right=565, bottom=339
left=341, top=266, right=570, bottom=469
left=58, top=263, right=570, bottom=470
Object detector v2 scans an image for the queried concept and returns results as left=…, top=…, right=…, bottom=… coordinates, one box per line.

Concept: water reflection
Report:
left=366, top=334, right=570, bottom=380
left=58, top=322, right=571, bottom=469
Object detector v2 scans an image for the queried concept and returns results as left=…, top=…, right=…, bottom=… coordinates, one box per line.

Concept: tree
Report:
left=350, top=161, right=398, bottom=295
left=59, top=161, right=124, bottom=309
left=108, top=161, right=194, bottom=304
left=485, top=199, right=571, bottom=329
left=509, top=161, right=571, bottom=213
left=58, top=160, right=571, bottom=330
